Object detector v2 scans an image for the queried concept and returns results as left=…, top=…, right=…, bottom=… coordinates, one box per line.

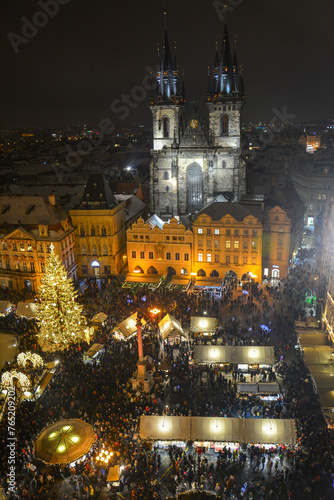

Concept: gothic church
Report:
left=149, top=25, right=246, bottom=217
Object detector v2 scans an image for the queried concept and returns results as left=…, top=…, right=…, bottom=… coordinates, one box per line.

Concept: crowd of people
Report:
left=0, top=243, right=333, bottom=499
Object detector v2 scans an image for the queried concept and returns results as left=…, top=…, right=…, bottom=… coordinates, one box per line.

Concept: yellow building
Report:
left=321, top=198, right=334, bottom=342
left=192, top=201, right=263, bottom=283
left=262, top=205, right=292, bottom=280
left=70, top=174, right=127, bottom=278
left=127, top=215, right=193, bottom=279
left=0, top=195, right=76, bottom=293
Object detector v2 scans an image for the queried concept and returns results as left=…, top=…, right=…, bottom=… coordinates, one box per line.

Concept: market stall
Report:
left=140, top=416, right=296, bottom=445
left=297, top=332, right=330, bottom=347
left=158, top=314, right=186, bottom=342
left=113, top=312, right=146, bottom=340
left=16, top=302, right=38, bottom=319
left=190, top=316, right=217, bottom=337
left=194, top=345, right=275, bottom=366
left=83, top=343, right=104, bottom=363
left=0, top=301, right=15, bottom=315
left=90, top=312, right=108, bottom=326
left=302, top=346, right=334, bottom=365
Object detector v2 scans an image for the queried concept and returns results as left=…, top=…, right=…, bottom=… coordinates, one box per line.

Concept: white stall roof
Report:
left=140, top=416, right=296, bottom=445
left=158, top=314, right=185, bottom=341
left=16, top=302, right=38, bottom=318
left=298, top=333, right=330, bottom=347
left=91, top=312, right=108, bottom=323
left=311, top=372, right=334, bottom=391
left=190, top=316, right=217, bottom=333
left=303, top=346, right=334, bottom=365
left=0, top=301, right=15, bottom=314
left=113, top=312, right=146, bottom=339
left=319, top=391, right=334, bottom=410
left=194, top=345, right=275, bottom=365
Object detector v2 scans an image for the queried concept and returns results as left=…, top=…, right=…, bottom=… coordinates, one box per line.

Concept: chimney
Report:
left=48, top=194, right=56, bottom=206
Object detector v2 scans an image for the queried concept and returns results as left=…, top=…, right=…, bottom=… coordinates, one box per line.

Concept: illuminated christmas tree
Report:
left=37, top=244, right=88, bottom=352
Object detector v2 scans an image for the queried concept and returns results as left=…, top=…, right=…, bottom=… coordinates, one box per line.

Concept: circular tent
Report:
left=35, top=419, right=96, bottom=464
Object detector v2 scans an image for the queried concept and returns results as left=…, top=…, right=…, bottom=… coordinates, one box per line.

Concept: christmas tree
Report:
left=37, top=244, right=88, bottom=352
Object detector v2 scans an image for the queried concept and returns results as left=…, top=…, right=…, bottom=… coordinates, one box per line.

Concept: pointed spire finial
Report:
left=164, top=10, right=167, bottom=30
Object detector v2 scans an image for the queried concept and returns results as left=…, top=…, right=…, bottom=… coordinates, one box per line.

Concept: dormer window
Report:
left=39, top=225, right=48, bottom=237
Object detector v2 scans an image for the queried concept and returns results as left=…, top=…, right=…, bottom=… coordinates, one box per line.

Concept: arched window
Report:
left=197, top=269, right=206, bottom=277
left=222, top=114, right=228, bottom=135
left=101, top=225, right=106, bottom=236
left=103, top=245, right=108, bottom=256
left=164, top=171, right=169, bottom=180
left=91, top=226, right=95, bottom=236
left=80, top=226, right=85, bottom=236
left=166, top=186, right=169, bottom=192
left=92, top=244, right=97, bottom=255
left=82, top=245, right=87, bottom=255
left=180, top=268, right=189, bottom=276
left=163, top=116, right=169, bottom=138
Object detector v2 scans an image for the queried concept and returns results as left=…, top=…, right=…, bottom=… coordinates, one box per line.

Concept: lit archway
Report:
left=210, top=270, right=219, bottom=277
left=272, top=269, right=280, bottom=278
left=133, top=265, right=144, bottom=274
left=197, top=269, right=206, bottom=277
left=91, top=260, right=100, bottom=278
left=224, top=270, right=237, bottom=282
left=180, top=268, right=189, bottom=276
left=166, top=267, right=176, bottom=277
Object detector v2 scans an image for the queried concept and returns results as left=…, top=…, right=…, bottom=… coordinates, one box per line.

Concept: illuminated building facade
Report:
left=0, top=195, right=76, bottom=292
left=321, top=197, right=334, bottom=342
left=150, top=26, right=245, bottom=217
left=70, top=174, right=127, bottom=278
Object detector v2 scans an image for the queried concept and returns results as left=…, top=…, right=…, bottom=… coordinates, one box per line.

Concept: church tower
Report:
left=206, top=25, right=246, bottom=201
left=150, top=24, right=245, bottom=218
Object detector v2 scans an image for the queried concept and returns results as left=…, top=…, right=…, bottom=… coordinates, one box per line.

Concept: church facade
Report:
left=149, top=26, right=246, bottom=217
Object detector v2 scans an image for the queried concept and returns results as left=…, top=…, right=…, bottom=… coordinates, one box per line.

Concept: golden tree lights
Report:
left=37, top=245, right=87, bottom=352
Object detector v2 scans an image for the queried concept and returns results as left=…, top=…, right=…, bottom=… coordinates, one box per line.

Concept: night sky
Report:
left=1, top=0, right=334, bottom=129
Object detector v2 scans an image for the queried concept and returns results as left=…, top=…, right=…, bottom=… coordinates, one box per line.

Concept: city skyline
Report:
left=1, top=0, right=334, bottom=128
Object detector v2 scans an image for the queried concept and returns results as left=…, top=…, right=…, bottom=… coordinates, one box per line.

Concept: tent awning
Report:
left=84, top=344, right=104, bottom=359
left=125, top=276, right=161, bottom=283
left=190, top=317, right=217, bottom=333
left=194, top=345, right=275, bottom=365
left=0, top=301, right=15, bottom=315
left=140, top=416, right=296, bottom=444
left=319, top=391, right=334, bottom=409
left=311, top=372, right=334, bottom=391
left=91, top=312, right=108, bottom=323
left=113, top=312, right=146, bottom=339
left=16, top=302, right=38, bottom=318
left=303, top=346, right=334, bottom=365
left=107, top=465, right=120, bottom=482
left=298, top=333, right=330, bottom=347
left=158, top=314, right=185, bottom=341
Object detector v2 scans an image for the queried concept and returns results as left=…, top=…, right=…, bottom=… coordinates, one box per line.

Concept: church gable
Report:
left=5, top=227, right=35, bottom=241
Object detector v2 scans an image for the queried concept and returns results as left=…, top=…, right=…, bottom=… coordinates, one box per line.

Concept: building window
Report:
left=184, top=253, right=189, bottom=261
left=27, top=243, right=32, bottom=252
left=252, top=230, right=258, bottom=236
left=243, top=256, right=247, bottom=265
left=23, top=262, right=27, bottom=272
left=215, top=239, right=220, bottom=248
left=81, top=264, right=88, bottom=274
left=198, top=228, right=203, bottom=234
left=234, top=255, right=239, bottom=264
left=252, top=258, right=256, bottom=265
left=234, top=240, right=239, bottom=249
left=226, top=240, right=231, bottom=249
left=20, top=243, right=25, bottom=252
left=2, top=242, right=7, bottom=250
left=207, top=253, right=212, bottom=262
left=243, top=240, right=248, bottom=249
left=166, top=252, right=171, bottom=260
left=215, top=254, right=219, bottom=263
left=226, top=229, right=231, bottom=235
left=278, top=226, right=284, bottom=233
left=198, top=253, right=203, bottom=262
left=164, top=171, right=169, bottom=180
left=132, top=251, right=136, bottom=258
left=101, top=226, right=106, bottom=236
left=82, top=245, right=87, bottom=255
left=12, top=242, right=17, bottom=251
left=277, top=252, right=282, bottom=260
left=80, top=226, right=85, bottom=236
left=149, top=251, right=154, bottom=259
left=92, top=245, right=97, bottom=255
left=207, top=228, right=212, bottom=235
left=6, top=261, right=10, bottom=270
left=207, top=239, right=212, bottom=247
left=251, top=241, right=256, bottom=249
left=221, top=114, right=228, bottom=135
left=274, top=216, right=279, bottom=221
left=41, top=262, right=45, bottom=273
left=198, top=239, right=203, bottom=247
left=234, top=229, right=239, bottom=236
left=133, top=235, right=138, bottom=239
left=215, top=229, right=219, bottom=235
left=91, top=226, right=95, bottom=236
left=166, top=186, right=169, bottom=192
left=318, top=193, right=321, bottom=200
left=140, top=251, right=145, bottom=259
left=243, top=230, right=248, bottom=236
left=278, top=237, right=283, bottom=247
left=163, top=116, right=169, bottom=138
left=46, top=244, right=51, bottom=253
left=174, top=252, right=180, bottom=260
left=104, top=265, right=111, bottom=274
left=172, top=236, right=177, bottom=241
left=226, top=255, right=230, bottom=264
left=103, top=245, right=108, bottom=256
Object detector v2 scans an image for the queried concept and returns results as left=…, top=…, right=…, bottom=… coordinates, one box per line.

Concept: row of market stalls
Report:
left=0, top=300, right=37, bottom=318
left=113, top=312, right=186, bottom=342
left=297, top=326, right=334, bottom=421
left=140, top=416, right=296, bottom=447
